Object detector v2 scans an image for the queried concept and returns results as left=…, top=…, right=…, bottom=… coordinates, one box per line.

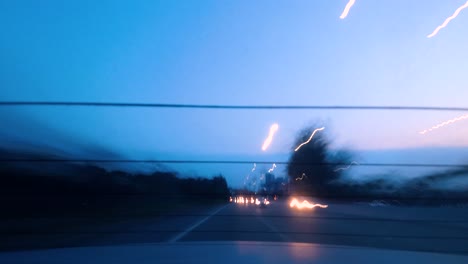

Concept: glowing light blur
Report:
left=260, top=174, right=265, bottom=181
left=289, top=198, right=328, bottom=209
left=419, top=114, right=468, bottom=134
left=233, top=196, right=271, bottom=206
left=268, top=163, right=277, bottom=173
left=340, top=0, right=356, bottom=19
left=294, top=127, right=325, bottom=152
left=295, top=173, right=307, bottom=181
left=427, top=1, right=468, bottom=38
left=262, top=123, right=279, bottom=151
left=334, top=161, right=360, bottom=172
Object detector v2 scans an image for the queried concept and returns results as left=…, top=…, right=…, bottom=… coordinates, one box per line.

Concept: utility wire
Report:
left=1, top=159, right=467, bottom=168
left=2, top=230, right=468, bottom=240
left=1, top=101, right=468, bottom=112
left=3, top=213, right=468, bottom=223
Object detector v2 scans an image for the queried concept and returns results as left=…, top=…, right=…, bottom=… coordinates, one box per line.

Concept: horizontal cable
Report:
left=1, top=101, right=468, bottom=112
left=3, top=214, right=467, bottom=223
left=2, top=193, right=468, bottom=200
left=1, top=159, right=467, bottom=168
left=2, top=230, right=468, bottom=240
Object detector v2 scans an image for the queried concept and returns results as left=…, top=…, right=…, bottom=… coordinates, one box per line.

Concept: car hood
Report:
left=0, top=241, right=466, bottom=264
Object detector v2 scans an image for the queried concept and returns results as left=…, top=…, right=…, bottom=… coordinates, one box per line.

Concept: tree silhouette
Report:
left=287, top=125, right=350, bottom=196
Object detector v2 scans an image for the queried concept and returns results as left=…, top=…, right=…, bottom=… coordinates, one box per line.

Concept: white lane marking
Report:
left=168, top=204, right=229, bottom=243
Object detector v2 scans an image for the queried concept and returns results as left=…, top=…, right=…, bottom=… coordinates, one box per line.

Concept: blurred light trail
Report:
left=294, top=127, right=325, bottom=152
left=262, top=123, right=279, bottom=151
left=251, top=163, right=256, bottom=172
left=427, top=1, right=468, bottom=38
left=419, top=114, right=468, bottom=134
left=260, top=174, right=265, bottom=181
left=268, top=163, right=277, bottom=173
left=340, top=0, right=356, bottom=19
left=334, top=161, right=360, bottom=172
left=295, top=173, right=307, bottom=181
left=290, top=198, right=328, bottom=209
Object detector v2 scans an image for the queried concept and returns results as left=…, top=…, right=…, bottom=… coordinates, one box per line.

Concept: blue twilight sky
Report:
left=1, top=1, right=468, bottom=186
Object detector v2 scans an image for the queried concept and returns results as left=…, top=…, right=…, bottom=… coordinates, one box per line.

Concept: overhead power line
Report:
left=1, top=159, right=467, bottom=168
left=3, top=212, right=468, bottom=223
left=1, top=101, right=468, bottom=112
left=2, top=230, right=468, bottom=241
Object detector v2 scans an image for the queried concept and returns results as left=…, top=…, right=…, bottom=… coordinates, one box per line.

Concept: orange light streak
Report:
left=289, top=198, right=328, bottom=209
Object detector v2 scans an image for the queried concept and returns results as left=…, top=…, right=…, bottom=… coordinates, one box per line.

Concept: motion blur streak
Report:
left=295, top=173, right=307, bottom=181
left=294, top=127, right=325, bottom=152
left=290, top=198, right=328, bottom=209
left=334, top=161, right=360, bottom=172
left=251, top=163, right=256, bottom=172
left=340, top=0, right=356, bottom=19
left=419, top=114, right=468, bottom=134
left=427, top=1, right=468, bottom=38
left=262, top=123, right=279, bottom=151
left=268, top=163, right=277, bottom=173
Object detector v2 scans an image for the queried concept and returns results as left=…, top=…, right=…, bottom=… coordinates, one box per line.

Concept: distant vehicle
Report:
left=258, top=197, right=270, bottom=208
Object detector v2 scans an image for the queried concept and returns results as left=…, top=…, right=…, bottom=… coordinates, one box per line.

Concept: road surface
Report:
left=2, top=199, right=468, bottom=255
left=180, top=199, right=468, bottom=254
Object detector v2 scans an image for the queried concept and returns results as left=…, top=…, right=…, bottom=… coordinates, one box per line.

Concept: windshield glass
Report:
left=1, top=0, right=467, bottom=262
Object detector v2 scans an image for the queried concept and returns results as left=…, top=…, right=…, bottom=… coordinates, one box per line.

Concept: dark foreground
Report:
left=2, top=199, right=468, bottom=255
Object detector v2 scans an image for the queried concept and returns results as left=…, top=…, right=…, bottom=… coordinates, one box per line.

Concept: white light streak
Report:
left=295, top=173, right=307, bottom=181
left=268, top=163, right=277, bottom=173
left=334, top=161, right=360, bottom=172
left=419, top=114, right=468, bottom=134
left=251, top=163, right=256, bottom=172
left=260, top=174, right=265, bottom=181
left=340, top=0, right=356, bottom=19
left=427, top=1, right=468, bottom=38
left=294, top=127, right=325, bottom=152
left=262, top=123, right=279, bottom=151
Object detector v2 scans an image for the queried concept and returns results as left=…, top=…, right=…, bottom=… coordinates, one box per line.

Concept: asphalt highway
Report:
left=2, top=199, right=468, bottom=255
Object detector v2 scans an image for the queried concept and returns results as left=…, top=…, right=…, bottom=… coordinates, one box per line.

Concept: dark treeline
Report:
left=0, top=149, right=229, bottom=217
left=287, top=126, right=468, bottom=205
